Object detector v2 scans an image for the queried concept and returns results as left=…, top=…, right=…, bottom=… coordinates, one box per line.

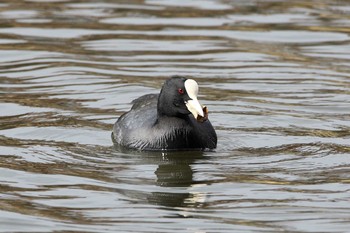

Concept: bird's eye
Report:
left=178, top=88, right=184, bottom=94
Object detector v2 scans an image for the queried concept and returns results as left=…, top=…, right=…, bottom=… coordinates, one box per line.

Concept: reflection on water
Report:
left=1, top=0, right=350, bottom=232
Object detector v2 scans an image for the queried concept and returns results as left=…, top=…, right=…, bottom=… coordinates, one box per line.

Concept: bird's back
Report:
left=113, top=94, right=159, bottom=149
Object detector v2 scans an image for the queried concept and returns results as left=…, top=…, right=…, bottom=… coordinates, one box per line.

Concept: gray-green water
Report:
left=1, top=0, right=350, bottom=232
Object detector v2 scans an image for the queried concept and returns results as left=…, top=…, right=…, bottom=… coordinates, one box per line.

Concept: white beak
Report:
left=184, top=79, right=204, bottom=119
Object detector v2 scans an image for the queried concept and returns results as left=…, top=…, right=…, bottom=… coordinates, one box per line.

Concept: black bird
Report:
left=112, top=76, right=217, bottom=151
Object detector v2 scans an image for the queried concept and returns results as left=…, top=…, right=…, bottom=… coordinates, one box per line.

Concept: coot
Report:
left=112, top=76, right=217, bottom=150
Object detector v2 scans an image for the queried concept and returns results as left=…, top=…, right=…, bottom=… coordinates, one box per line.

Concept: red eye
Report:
left=178, top=88, right=184, bottom=94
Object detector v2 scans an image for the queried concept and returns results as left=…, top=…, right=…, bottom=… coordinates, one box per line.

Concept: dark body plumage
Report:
left=112, top=76, right=217, bottom=151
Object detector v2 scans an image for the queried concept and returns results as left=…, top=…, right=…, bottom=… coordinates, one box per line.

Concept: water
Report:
left=1, top=0, right=350, bottom=232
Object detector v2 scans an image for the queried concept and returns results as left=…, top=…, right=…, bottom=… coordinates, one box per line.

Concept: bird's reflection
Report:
left=112, top=144, right=207, bottom=208
left=146, top=150, right=206, bottom=208
left=155, top=162, right=193, bottom=187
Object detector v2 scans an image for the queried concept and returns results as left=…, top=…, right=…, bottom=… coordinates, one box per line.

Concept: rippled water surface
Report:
left=1, top=0, right=350, bottom=232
